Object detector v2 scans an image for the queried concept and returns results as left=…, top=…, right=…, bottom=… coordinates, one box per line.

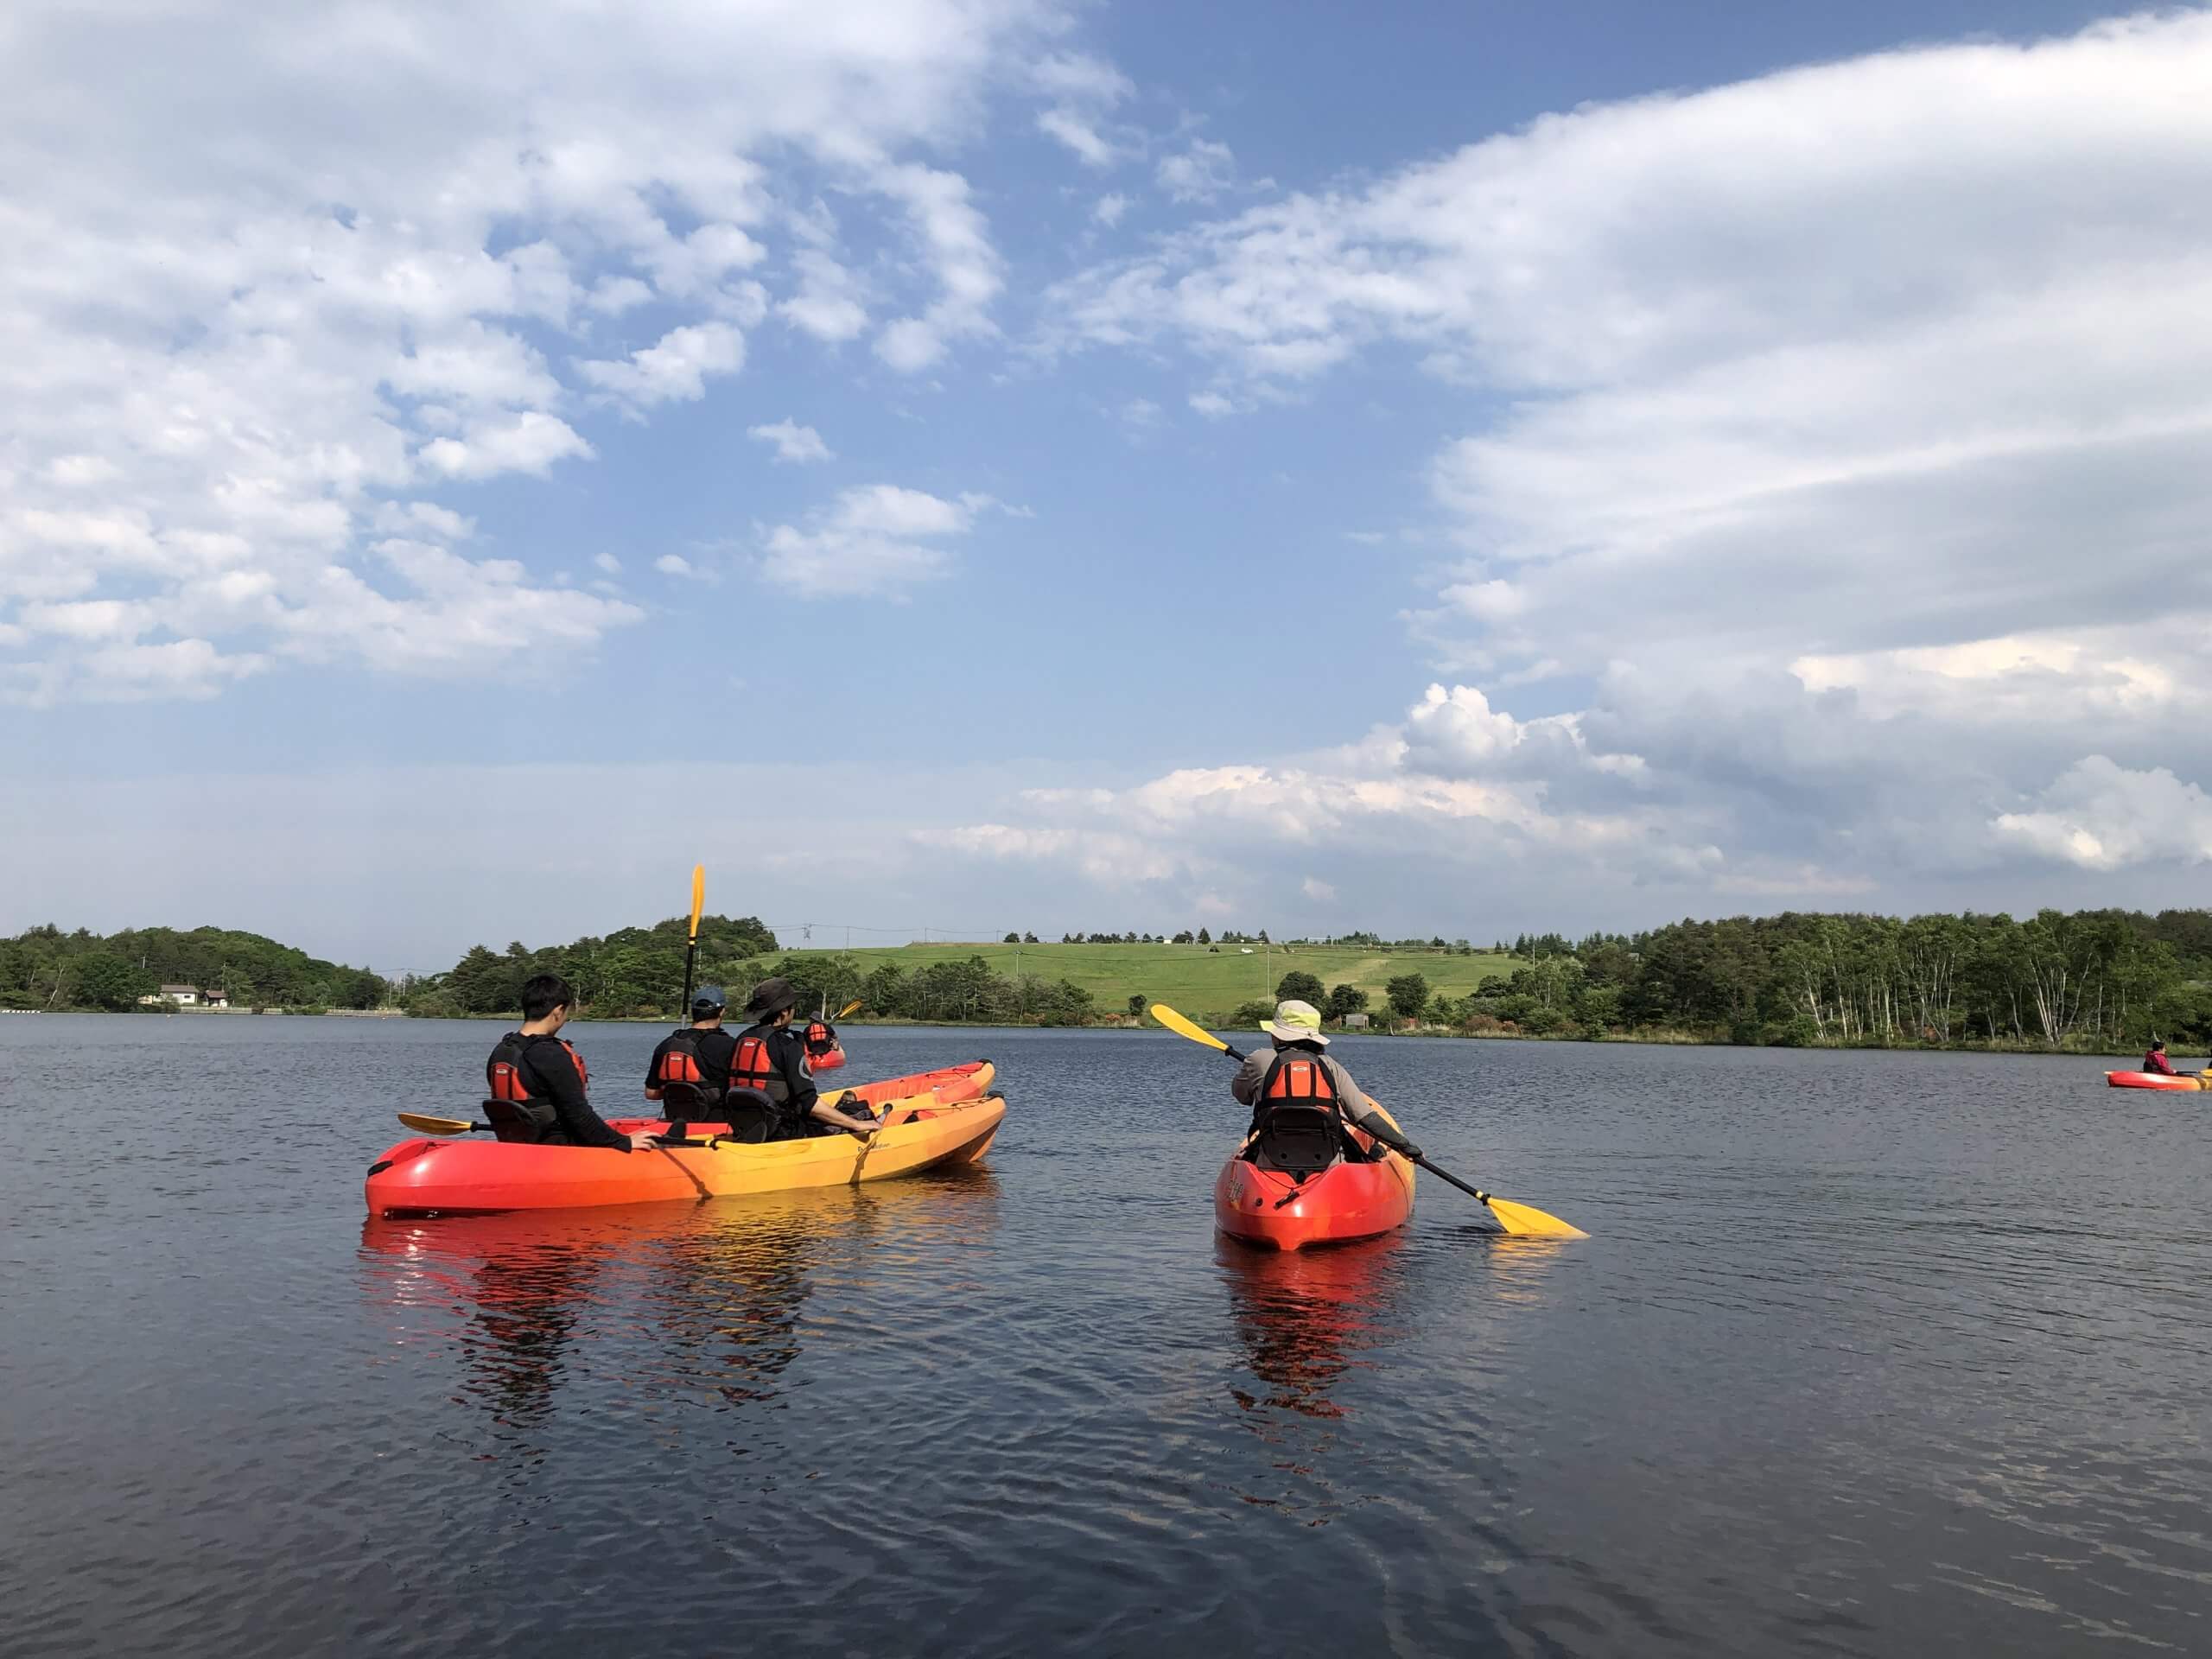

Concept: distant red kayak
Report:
left=2106, top=1070, right=2208, bottom=1091
left=1214, top=1104, right=1415, bottom=1251
left=807, top=1046, right=847, bottom=1071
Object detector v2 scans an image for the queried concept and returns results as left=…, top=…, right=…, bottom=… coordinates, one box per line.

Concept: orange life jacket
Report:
left=731, top=1031, right=785, bottom=1103
left=1262, top=1051, right=1340, bottom=1105
left=804, top=1020, right=836, bottom=1054
left=655, top=1031, right=709, bottom=1088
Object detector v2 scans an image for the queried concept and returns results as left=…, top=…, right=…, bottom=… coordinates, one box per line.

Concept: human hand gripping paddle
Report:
left=1147, top=1002, right=1587, bottom=1239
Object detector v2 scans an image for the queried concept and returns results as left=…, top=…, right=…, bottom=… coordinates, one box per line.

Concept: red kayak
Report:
left=2107, top=1070, right=2208, bottom=1091
left=807, top=1046, right=847, bottom=1071
left=1214, top=1103, right=1415, bottom=1251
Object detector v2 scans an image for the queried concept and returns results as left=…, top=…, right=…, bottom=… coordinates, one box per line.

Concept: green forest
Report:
left=9, top=906, right=2209, bottom=1052
left=0, top=925, right=389, bottom=1013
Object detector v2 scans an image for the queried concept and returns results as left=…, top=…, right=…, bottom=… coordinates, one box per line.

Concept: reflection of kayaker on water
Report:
left=2143, top=1038, right=2181, bottom=1076
left=1230, top=999, right=1375, bottom=1133
left=734, top=977, right=881, bottom=1140
left=486, top=974, right=660, bottom=1150
left=645, top=983, right=739, bottom=1123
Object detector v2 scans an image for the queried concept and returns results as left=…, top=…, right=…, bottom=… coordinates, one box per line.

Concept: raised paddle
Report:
left=1147, top=1001, right=1587, bottom=1239
left=678, top=862, right=706, bottom=1016
left=836, top=999, right=863, bottom=1019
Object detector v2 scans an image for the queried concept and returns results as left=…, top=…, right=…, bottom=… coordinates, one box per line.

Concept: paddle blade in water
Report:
left=689, top=863, right=706, bottom=938
left=1149, top=1002, right=1228, bottom=1051
left=397, top=1111, right=479, bottom=1136
left=1484, top=1197, right=1588, bottom=1239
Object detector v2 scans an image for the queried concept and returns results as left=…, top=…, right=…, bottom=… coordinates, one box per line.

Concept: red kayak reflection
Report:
left=1217, top=1230, right=1413, bottom=1422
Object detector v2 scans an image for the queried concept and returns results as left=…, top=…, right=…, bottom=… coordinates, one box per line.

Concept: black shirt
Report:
left=492, top=1031, right=631, bottom=1151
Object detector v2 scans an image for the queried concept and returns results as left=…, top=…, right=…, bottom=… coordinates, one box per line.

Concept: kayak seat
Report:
left=658, top=1079, right=715, bottom=1124
left=480, top=1096, right=556, bottom=1144
left=1249, top=1104, right=1340, bottom=1180
left=715, top=1088, right=779, bottom=1146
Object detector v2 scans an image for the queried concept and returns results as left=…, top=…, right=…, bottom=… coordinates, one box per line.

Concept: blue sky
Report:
left=3, top=2, right=2209, bottom=970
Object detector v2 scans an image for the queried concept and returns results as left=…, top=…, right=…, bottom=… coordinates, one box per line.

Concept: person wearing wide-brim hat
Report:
left=1230, top=997, right=1376, bottom=1127
left=730, top=976, right=881, bottom=1139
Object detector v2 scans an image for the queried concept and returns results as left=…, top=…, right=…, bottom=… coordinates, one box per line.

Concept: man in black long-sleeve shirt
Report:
left=486, top=973, right=660, bottom=1150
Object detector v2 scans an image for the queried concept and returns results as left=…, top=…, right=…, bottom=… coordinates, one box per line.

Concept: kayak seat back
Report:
left=658, top=1079, right=716, bottom=1123
left=715, top=1088, right=780, bottom=1145
left=481, top=1096, right=557, bottom=1144
left=1249, top=1104, right=1340, bottom=1180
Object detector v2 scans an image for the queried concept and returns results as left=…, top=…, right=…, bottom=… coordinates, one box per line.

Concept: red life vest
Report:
left=804, top=1020, right=836, bottom=1055
left=2145, top=1049, right=2177, bottom=1075
left=731, top=1032, right=784, bottom=1102
left=655, top=1031, right=709, bottom=1088
left=487, top=1033, right=588, bottom=1100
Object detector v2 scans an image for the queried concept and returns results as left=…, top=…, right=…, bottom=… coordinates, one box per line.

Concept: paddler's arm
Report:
left=1230, top=1048, right=1269, bottom=1105
left=643, top=1036, right=666, bottom=1102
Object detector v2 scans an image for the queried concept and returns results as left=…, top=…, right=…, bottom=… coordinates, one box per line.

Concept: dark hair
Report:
left=521, top=974, right=576, bottom=1022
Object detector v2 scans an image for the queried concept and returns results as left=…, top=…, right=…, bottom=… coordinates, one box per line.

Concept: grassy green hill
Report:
left=784, top=939, right=1514, bottom=1020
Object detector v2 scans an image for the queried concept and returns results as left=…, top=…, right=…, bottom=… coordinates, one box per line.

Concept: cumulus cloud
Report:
left=1093, top=193, right=1130, bottom=228
left=747, top=419, right=834, bottom=464
left=759, top=485, right=1017, bottom=600
left=0, top=0, right=1079, bottom=702
left=1994, top=759, right=2212, bottom=871
left=1004, top=13, right=2212, bottom=923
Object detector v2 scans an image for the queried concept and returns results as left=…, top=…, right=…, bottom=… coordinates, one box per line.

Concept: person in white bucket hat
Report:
left=1230, top=997, right=1376, bottom=1128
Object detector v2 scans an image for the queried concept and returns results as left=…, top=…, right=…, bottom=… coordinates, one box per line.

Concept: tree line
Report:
left=0, top=924, right=388, bottom=1013
left=1366, top=910, right=2212, bottom=1050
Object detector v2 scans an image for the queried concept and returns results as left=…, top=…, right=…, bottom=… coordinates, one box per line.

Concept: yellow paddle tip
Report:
left=1484, top=1198, right=1589, bottom=1239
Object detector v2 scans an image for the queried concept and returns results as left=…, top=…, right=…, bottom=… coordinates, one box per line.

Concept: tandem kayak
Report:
left=1214, top=1103, right=1415, bottom=1251
left=366, top=1062, right=1001, bottom=1217
left=2106, top=1070, right=2209, bottom=1091
left=807, top=1046, right=848, bottom=1071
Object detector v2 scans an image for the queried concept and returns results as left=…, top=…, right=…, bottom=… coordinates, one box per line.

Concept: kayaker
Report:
left=2143, top=1038, right=2179, bottom=1076
left=1230, top=998, right=1375, bottom=1128
left=804, top=1018, right=839, bottom=1058
left=486, top=974, right=660, bottom=1150
left=645, top=984, right=739, bottom=1115
left=732, top=977, right=881, bottom=1139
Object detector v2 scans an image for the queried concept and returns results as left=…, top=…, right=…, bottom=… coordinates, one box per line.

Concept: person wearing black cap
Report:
left=729, top=976, right=883, bottom=1139
left=645, top=983, right=740, bottom=1122
left=2143, top=1037, right=2180, bottom=1077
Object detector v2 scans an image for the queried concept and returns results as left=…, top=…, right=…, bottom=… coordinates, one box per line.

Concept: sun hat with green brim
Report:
left=1262, top=998, right=1329, bottom=1046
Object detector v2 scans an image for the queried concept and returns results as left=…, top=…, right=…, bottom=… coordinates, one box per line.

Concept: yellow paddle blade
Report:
left=688, top=862, right=706, bottom=938
left=397, top=1110, right=476, bottom=1136
left=1149, top=1002, right=1228, bottom=1051
left=1483, top=1197, right=1588, bottom=1239
left=836, top=1000, right=863, bottom=1019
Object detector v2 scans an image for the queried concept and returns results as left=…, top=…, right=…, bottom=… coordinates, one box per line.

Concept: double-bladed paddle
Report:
left=1147, top=1001, right=1587, bottom=1239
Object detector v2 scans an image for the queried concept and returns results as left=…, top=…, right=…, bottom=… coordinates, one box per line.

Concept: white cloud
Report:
left=1092, top=193, right=1129, bottom=228
left=593, top=552, right=623, bottom=575
left=654, top=554, right=696, bottom=578
left=872, top=165, right=1004, bottom=372
left=759, top=484, right=1013, bottom=600
left=747, top=419, right=834, bottom=464
left=1032, top=52, right=1133, bottom=169
left=1155, top=139, right=1236, bottom=203
left=778, top=250, right=871, bottom=343
left=1301, top=876, right=1337, bottom=903
left=577, top=321, right=747, bottom=413
left=0, top=0, right=1077, bottom=702
left=1994, top=758, right=2212, bottom=871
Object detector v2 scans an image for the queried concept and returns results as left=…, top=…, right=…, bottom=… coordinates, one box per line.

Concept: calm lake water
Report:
left=2, top=1017, right=2207, bottom=1656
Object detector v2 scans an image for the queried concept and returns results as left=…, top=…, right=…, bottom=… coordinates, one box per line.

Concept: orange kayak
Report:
left=2107, top=1070, right=2208, bottom=1090
left=807, top=1046, right=848, bottom=1071
left=1214, top=1104, right=1415, bottom=1251
left=366, top=1062, right=999, bottom=1217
